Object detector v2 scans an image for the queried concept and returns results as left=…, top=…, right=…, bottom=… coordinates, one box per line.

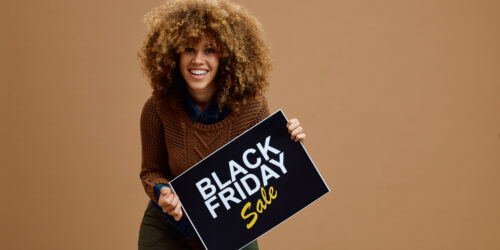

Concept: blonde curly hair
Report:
left=139, top=0, right=272, bottom=110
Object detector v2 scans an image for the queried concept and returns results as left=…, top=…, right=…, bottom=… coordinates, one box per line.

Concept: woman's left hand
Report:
left=287, top=118, right=306, bottom=142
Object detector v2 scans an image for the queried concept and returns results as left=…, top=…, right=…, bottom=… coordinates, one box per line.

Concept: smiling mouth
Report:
left=189, top=69, right=209, bottom=75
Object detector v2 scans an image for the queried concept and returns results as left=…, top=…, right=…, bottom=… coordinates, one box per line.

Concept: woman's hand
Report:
left=287, top=118, right=306, bottom=142
left=158, top=186, right=183, bottom=221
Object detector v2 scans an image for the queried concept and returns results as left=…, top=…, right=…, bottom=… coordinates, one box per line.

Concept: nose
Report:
left=192, top=51, right=204, bottom=64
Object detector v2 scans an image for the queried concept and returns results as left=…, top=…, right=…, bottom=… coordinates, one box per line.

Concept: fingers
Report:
left=160, top=186, right=172, bottom=196
left=287, top=118, right=300, bottom=133
left=158, top=187, right=183, bottom=220
left=162, top=194, right=179, bottom=212
left=172, top=204, right=183, bottom=221
left=159, top=194, right=178, bottom=213
left=290, top=126, right=303, bottom=139
left=165, top=198, right=183, bottom=221
left=295, top=133, right=306, bottom=142
left=158, top=187, right=172, bottom=207
left=287, top=118, right=306, bottom=142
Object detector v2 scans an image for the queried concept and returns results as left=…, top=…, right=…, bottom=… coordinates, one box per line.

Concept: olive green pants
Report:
left=138, top=202, right=259, bottom=250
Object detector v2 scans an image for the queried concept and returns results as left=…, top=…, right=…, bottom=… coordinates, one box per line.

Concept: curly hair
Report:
left=139, top=0, right=272, bottom=111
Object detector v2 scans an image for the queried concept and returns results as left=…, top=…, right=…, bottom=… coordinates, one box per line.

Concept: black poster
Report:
left=170, top=110, right=330, bottom=250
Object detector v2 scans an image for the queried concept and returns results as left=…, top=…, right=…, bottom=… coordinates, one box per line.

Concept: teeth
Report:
left=190, top=69, right=208, bottom=75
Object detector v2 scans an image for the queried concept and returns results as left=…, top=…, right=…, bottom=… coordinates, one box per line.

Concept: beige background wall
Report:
left=1, top=0, right=499, bottom=249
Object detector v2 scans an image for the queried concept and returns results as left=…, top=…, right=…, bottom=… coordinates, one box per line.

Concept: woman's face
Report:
left=179, top=34, right=220, bottom=97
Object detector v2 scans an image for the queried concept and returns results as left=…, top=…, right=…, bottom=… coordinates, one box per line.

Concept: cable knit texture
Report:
left=140, top=95, right=270, bottom=202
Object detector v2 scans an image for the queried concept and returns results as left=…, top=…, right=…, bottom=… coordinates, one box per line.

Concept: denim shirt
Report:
left=183, top=93, right=232, bottom=124
left=152, top=94, right=232, bottom=238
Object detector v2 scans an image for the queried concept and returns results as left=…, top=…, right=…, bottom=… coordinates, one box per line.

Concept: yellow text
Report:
left=240, top=186, right=278, bottom=229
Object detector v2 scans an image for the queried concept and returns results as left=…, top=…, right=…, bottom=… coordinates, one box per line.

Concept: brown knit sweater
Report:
left=140, top=95, right=270, bottom=202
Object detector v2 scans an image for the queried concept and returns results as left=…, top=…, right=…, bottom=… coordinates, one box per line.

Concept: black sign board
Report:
left=170, top=110, right=330, bottom=250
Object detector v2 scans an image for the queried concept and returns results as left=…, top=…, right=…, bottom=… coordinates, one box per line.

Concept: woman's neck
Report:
left=187, top=86, right=216, bottom=111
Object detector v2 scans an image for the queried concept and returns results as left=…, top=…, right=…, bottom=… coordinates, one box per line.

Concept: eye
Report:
left=205, top=48, right=215, bottom=54
left=184, top=47, right=195, bottom=53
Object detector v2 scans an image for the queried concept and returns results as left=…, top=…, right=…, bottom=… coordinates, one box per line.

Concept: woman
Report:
left=138, top=0, right=306, bottom=249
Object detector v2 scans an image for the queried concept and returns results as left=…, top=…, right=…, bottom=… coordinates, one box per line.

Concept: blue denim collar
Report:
left=184, top=92, right=231, bottom=125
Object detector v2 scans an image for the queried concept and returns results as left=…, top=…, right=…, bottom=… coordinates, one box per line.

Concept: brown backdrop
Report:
left=1, top=0, right=499, bottom=249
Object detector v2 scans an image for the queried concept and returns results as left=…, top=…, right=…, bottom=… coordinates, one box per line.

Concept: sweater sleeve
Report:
left=140, top=96, right=171, bottom=202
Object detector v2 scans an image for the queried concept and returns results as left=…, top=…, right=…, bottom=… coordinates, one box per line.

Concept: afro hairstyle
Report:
left=139, top=0, right=272, bottom=111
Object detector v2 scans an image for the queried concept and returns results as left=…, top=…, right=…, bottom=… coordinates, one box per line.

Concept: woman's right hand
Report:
left=158, top=186, right=183, bottom=221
